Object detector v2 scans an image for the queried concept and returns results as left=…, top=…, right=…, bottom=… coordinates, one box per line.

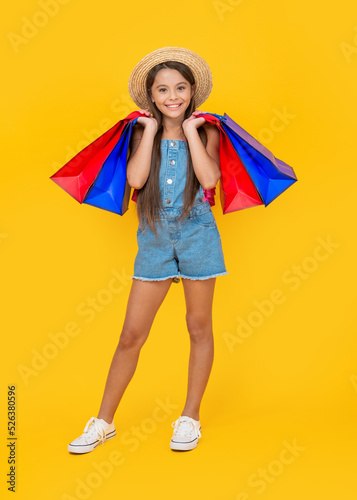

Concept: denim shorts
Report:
left=131, top=201, right=229, bottom=282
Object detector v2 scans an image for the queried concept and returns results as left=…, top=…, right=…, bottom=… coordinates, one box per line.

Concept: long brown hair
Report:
left=134, top=61, right=207, bottom=236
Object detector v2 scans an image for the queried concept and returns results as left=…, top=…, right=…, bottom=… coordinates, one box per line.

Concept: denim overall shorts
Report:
left=131, top=139, right=229, bottom=282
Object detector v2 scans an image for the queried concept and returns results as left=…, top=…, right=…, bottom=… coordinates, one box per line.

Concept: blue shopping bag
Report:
left=221, top=114, right=297, bottom=206
left=83, top=118, right=138, bottom=215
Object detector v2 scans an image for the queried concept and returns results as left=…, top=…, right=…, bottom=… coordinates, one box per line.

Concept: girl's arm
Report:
left=127, top=122, right=157, bottom=190
left=184, top=122, right=221, bottom=190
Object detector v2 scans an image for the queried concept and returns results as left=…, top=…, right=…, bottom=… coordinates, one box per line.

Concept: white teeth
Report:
left=166, top=104, right=181, bottom=108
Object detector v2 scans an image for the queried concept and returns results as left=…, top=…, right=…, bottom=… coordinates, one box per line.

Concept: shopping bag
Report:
left=83, top=119, right=135, bottom=215
left=50, top=110, right=142, bottom=214
left=197, top=113, right=264, bottom=213
left=198, top=112, right=297, bottom=213
left=221, top=114, right=297, bottom=206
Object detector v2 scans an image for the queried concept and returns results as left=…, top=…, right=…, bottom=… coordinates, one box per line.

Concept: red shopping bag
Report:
left=50, top=110, right=142, bottom=204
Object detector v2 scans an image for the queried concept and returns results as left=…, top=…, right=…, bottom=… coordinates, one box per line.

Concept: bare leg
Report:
left=180, top=277, right=216, bottom=421
left=97, top=278, right=172, bottom=423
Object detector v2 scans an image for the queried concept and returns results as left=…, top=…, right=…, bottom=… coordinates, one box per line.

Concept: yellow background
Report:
left=1, top=0, right=357, bottom=498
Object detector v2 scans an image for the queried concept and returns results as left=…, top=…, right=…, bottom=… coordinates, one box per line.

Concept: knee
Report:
left=118, top=326, right=148, bottom=350
left=186, top=312, right=212, bottom=341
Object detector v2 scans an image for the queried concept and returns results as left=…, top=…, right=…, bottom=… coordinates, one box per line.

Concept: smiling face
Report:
left=149, top=68, right=195, bottom=117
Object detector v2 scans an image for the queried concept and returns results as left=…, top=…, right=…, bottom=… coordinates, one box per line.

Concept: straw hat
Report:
left=128, top=46, right=213, bottom=110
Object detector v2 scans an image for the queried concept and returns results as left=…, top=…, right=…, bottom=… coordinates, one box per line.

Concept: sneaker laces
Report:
left=171, top=416, right=201, bottom=439
left=82, top=417, right=108, bottom=446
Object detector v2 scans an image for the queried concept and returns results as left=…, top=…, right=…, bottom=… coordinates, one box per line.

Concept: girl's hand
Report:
left=136, top=108, right=158, bottom=132
left=182, top=110, right=208, bottom=134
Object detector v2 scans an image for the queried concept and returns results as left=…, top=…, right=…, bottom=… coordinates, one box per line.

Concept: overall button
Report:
left=170, top=160, right=175, bottom=165
left=167, top=179, right=173, bottom=184
left=165, top=199, right=171, bottom=204
left=170, top=141, right=176, bottom=147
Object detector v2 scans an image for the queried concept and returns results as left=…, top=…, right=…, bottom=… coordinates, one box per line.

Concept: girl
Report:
left=68, top=47, right=228, bottom=453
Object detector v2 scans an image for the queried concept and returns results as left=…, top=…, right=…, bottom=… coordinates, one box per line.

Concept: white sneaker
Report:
left=170, top=415, right=201, bottom=451
left=68, top=417, right=116, bottom=454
